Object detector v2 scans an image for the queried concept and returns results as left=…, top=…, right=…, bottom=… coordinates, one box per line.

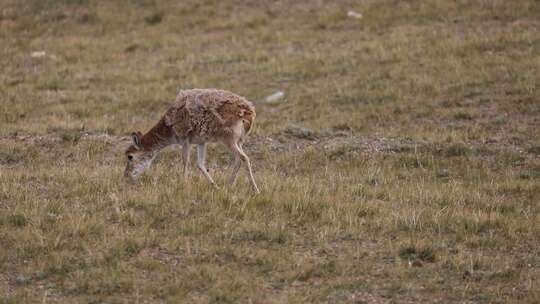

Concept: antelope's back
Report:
left=165, top=89, right=256, bottom=137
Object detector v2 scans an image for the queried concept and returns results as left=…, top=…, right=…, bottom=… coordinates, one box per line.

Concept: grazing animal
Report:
left=124, top=89, right=260, bottom=193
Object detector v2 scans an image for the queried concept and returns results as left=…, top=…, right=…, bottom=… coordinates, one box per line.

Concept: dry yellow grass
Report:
left=1, top=0, right=539, bottom=303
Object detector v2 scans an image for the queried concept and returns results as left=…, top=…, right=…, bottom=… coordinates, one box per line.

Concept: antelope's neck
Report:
left=140, top=119, right=175, bottom=152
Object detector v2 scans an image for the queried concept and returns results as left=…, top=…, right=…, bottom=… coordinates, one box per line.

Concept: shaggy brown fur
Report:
left=124, top=89, right=259, bottom=193
left=164, top=89, right=256, bottom=142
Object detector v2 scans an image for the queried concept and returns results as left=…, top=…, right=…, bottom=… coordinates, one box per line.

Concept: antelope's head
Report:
left=124, top=132, right=155, bottom=181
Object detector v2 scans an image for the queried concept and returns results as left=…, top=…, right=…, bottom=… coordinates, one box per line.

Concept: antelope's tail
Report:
left=240, top=102, right=256, bottom=135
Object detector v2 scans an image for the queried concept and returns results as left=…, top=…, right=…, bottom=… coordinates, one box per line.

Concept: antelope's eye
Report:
left=127, top=155, right=133, bottom=161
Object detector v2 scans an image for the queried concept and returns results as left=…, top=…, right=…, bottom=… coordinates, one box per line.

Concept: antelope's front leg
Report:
left=197, top=143, right=218, bottom=188
left=182, top=142, right=191, bottom=179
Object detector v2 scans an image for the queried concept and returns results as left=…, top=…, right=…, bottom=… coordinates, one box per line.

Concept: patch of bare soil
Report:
left=0, top=129, right=536, bottom=159
left=0, top=273, right=14, bottom=298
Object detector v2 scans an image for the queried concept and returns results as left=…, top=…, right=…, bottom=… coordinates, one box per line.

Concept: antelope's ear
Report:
left=131, top=132, right=143, bottom=149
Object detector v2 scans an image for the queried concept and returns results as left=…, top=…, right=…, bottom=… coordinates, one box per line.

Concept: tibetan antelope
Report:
left=124, top=89, right=260, bottom=193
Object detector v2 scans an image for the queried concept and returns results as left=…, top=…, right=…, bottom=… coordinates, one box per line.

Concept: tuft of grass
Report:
left=7, top=214, right=28, bottom=227
left=399, top=246, right=437, bottom=263
left=527, top=145, right=540, bottom=155
left=144, top=12, right=163, bottom=25
left=454, top=111, right=474, bottom=120
left=443, top=143, right=471, bottom=157
left=61, top=131, right=82, bottom=143
left=519, top=168, right=540, bottom=180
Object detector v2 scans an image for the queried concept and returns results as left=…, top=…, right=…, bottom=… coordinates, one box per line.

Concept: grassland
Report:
left=1, top=0, right=539, bottom=303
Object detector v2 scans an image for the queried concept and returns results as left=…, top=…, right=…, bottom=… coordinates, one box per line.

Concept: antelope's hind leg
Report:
left=226, top=141, right=260, bottom=193
left=228, top=142, right=242, bottom=185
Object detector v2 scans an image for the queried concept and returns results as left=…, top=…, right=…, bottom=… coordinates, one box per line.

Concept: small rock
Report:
left=436, top=169, right=450, bottom=178
left=286, top=45, right=296, bottom=54
left=45, top=283, right=56, bottom=289
left=284, top=125, right=316, bottom=139
left=34, top=271, right=47, bottom=280
left=15, top=275, right=29, bottom=285
left=31, top=51, right=46, bottom=58
left=265, top=91, right=285, bottom=103
left=291, top=280, right=303, bottom=287
left=347, top=11, right=363, bottom=19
